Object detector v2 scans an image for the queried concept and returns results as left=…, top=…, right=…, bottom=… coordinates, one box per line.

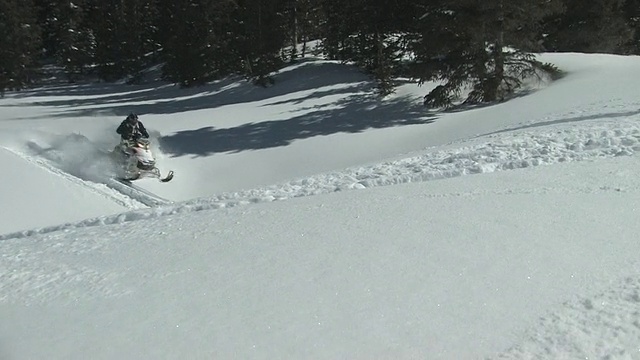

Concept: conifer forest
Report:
left=1, top=0, right=639, bottom=106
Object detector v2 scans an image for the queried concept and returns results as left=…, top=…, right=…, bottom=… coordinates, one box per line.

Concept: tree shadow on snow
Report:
left=481, top=108, right=640, bottom=137
left=6, top=59, right=437, bottom=156
left=159, top=93, right=435, bottom=157
left=8, top=59, right=374, bottom=119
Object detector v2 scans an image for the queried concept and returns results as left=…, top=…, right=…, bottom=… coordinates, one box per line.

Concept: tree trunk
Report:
left=290, top=0, right=298, bottom=62
left=488, top=0, right=505, bottom=102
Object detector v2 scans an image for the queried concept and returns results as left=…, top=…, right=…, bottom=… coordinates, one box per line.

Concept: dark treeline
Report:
left=1, top=0, right=639, bottom=106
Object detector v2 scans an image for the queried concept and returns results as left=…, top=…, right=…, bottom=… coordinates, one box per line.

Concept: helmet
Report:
left=127, top=113, right=138, bottom=122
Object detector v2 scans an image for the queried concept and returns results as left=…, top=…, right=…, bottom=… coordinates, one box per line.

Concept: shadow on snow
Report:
left=480, top=109, right=640, bottom=137
left=7, top=60, right=374, bottom=118
left=159, top=93, right=435, bottom=157
left=7, top=59, right=437, bottom=156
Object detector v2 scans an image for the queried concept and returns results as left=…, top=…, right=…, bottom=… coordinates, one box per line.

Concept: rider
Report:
left=117, top=113, right=149, bottom=142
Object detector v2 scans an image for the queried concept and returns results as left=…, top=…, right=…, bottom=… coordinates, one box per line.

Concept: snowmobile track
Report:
left=108, top=178, right=173, bottom=207
left=8, top=144, right=172, bottom=208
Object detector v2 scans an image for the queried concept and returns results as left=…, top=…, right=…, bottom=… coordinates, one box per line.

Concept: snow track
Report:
left=3, top=117, right=640, bottom=241
left=3, top=145, right=172, bottom=209
left=105, top=178, right=172, bottom=207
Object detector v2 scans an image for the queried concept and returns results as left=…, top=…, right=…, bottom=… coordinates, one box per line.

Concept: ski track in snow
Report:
left=2, top=117, right=640, bottom=241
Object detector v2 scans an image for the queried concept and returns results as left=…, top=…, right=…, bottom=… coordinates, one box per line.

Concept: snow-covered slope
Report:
left=4, top=54, right=640, bottom=205
left=2, top=53, right=640, bottom=359
left=3, top=155, right=640, bottom=359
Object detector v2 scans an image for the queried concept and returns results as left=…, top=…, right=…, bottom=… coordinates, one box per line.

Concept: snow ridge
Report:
left=2, top=118, right=640, bottom=241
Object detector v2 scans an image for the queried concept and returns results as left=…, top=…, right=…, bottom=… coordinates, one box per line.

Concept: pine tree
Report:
left=90, top=0, right=159, bottom=82
left=319, top=0, right=418, bottom=95
left=0, top=0, right=41, bottom=95
left=318, top=0, right=358, bottom=60
left=159, top=0, right=237, bottom=87
left=119, top=0, right=161, bottom=82
left=284, top=0, right=319, bottom=61
left=35, top=0, right=60, bottom=58
left=412, top=0, right=563, bottom=108
left=54, top=0, right=95, bottom=81
left=542, top=0, right=632, bottom=53
left=234, top=0, right=288, bottom=86
left=90, top=1, right=124, bottom=81
left=623, top=0, right=640, bottom=53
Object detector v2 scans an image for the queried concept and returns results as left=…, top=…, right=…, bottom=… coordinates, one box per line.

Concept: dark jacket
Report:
left=117, top=119, right=149, bottom=140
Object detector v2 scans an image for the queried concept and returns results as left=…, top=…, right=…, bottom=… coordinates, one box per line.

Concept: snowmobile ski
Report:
left=160, top=170, right=174, bottom=183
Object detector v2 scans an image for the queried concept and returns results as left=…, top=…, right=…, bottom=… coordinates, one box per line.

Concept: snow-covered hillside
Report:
left=2, top=53, right=640, bottom=359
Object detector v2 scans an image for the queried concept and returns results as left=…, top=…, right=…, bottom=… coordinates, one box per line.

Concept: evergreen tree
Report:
left=412, top=0, right=563, bottom=108
left=0, top=0, right=41, bottom=95
left=621, top=0, right=640, bottom=53
left=90, top=0, right=124, bottom=81
left=234, top=0, right=288, bottom=86
left=91, top=0, right=159, bottom=82
left=54, top=0, right=95, bottom=81
left=285, top=0, right=321, bottom=61
left=35, top=0, right=60, bottom=58
left=159, top=0, right=237, bottom=87
left=320, top=0, right=418, bottom=95
left=119, top=0, right=161, bottom=82
left=542, top=0, right=632, bottom=53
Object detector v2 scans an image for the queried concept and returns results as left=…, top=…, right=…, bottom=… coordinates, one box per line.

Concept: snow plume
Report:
left=147, top=129, right=167, bottom=162
left=8, top=122, right=168, bottom=184
left=23, top=132, right=118, bottom=183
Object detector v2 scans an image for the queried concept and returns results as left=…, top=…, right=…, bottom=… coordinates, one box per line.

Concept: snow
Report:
left=2, top=53, right=640, bottom=359
left=0, top=147, right=135, bottom=233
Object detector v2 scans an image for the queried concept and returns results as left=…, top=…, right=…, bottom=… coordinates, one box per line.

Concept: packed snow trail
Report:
left=3, top=117, right=640, bottom=240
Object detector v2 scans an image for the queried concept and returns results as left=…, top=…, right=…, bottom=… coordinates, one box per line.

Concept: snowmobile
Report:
left=111, top=137, right=174, bottom=182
